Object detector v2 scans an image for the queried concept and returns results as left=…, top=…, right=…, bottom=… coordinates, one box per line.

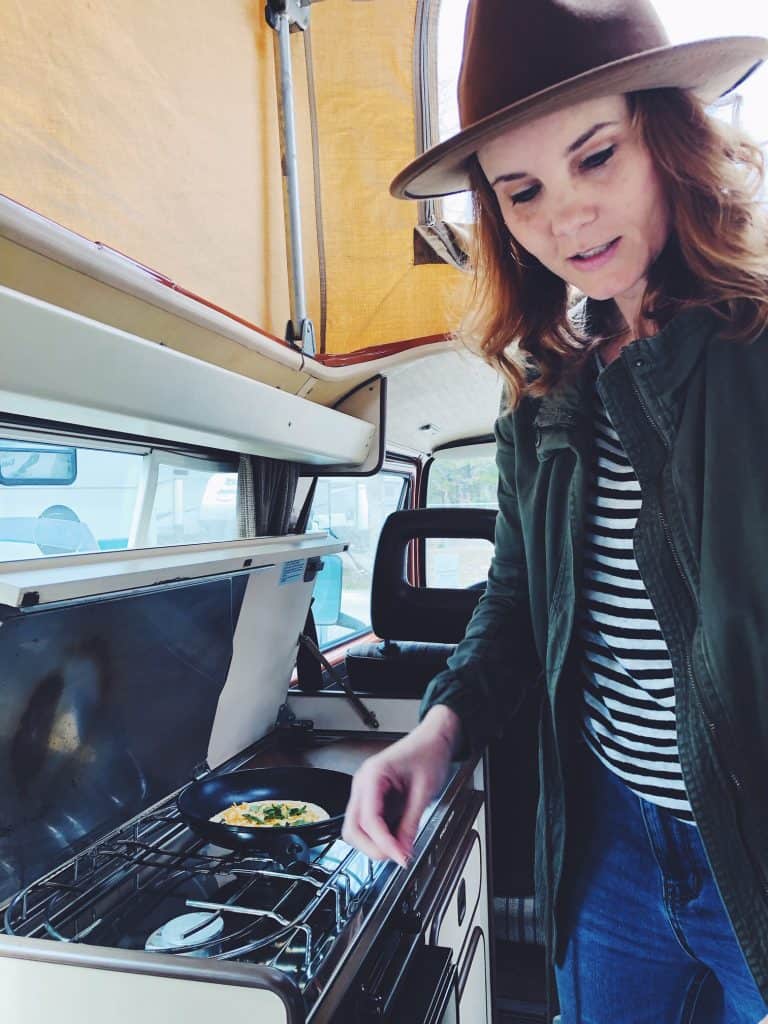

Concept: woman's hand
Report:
left=342, top=705, right=462, bottom=867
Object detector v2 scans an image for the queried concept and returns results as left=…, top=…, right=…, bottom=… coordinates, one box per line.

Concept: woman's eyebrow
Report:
left=566, top=120, right=618, bottom=155
left=489, top=121, right=619, bottom=187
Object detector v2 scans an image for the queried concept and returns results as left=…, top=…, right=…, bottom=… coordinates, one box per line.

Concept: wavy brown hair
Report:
left=461, top=88, right=768, bottom=410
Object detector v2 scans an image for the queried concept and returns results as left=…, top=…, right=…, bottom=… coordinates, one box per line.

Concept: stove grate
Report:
left=3, top=785, right=382, bottom=986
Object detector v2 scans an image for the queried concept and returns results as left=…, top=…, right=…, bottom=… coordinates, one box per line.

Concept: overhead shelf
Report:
left=0, top=285, right=376, bottom=465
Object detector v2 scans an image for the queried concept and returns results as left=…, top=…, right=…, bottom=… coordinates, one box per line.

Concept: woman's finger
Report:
left=343, top=804, right=404, bottom=863
left=357, top=776, right=410, bottom=867
left=394, top=777, right=430, bottom=860
left=342, top=779, right=400, bottom=862
left=343, top=824, right=394, bottom=863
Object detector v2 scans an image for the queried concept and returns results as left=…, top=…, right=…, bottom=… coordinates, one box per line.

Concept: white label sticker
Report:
left=279, top=558, right=306, bottom=585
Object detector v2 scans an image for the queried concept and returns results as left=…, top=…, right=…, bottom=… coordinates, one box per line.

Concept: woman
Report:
left=342, top=1, right=768, bottom=1020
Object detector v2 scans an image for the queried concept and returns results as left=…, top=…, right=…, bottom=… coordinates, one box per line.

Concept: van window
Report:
left=435, top=0, right=473, bottom=225
left=0, top=433, right=238, bottom=561
left=309, top=471, right=408, bottom=648
left=146, top=459, right=239, bottom=548
left=427, top=452, right=498, bottom=510
left=425, top=449, right=497, bottom=588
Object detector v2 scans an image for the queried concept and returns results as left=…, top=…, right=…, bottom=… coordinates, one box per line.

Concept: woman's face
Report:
left=477, top=94, right=671, bottom=312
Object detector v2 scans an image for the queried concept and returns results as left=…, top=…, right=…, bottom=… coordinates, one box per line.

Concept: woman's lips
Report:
left=568, top=237, right=621, bottom=270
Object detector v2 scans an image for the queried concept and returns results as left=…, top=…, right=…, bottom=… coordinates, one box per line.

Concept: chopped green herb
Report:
left=262, top=805, right=282, bottom=820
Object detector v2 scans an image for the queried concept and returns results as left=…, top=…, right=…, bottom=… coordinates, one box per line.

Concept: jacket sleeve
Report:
left=418, top=411, right=540, bottom=759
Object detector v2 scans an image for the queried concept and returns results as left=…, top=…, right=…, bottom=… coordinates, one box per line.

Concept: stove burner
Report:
left=145, top=912, right=224, bottom=956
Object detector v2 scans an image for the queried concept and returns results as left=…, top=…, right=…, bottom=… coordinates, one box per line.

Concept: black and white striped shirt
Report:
left=579, top=381, right=694, bottom=823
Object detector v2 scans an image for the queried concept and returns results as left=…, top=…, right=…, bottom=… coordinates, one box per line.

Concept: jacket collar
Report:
left=597, top=303, right=717, bottom=445
left=533, top=298, right=718, bottom=436
left=533, top=297, right=595, bottom=431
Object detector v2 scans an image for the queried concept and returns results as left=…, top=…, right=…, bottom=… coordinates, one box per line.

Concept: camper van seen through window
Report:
left=0, top=434, right=238, bottom=561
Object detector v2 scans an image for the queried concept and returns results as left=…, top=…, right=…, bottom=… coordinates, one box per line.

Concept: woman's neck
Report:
left=600, top=292, right=657, bottom=365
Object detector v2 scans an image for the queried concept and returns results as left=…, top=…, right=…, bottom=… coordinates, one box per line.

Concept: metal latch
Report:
left=191, top=761, right=212, bottom=781
left=275, top=702, right=314, bottom=731
left=265, top=0, right=320, bottom=34
left=297, top=633, right=380, bottom=730
left=304, top=556, right=324, bottom=583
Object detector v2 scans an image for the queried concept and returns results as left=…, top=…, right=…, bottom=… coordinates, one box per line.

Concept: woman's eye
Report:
left=581, top=145, right=616, bottom=171
left=510, top=184, right=541, bottom=206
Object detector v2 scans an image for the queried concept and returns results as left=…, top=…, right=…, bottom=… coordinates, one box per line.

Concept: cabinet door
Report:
left=430, top=830, right=482, bottom=967
left=458, top=926, right=488, bottom=1024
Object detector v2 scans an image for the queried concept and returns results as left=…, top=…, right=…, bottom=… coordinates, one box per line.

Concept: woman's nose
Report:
left=551, top=196, right=598, bottom=240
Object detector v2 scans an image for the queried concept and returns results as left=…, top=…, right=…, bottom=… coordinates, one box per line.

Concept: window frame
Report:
left=420, top=435, right=497, bottom=501
left=412, top=0, right=473, bottom=269
left=306, top=452, right=418, bottom=656
left=129, top=449, right=237, bottom=549
left=414, top=0, right=443, bottom=231
left=418, top=434, right=496, bottom=586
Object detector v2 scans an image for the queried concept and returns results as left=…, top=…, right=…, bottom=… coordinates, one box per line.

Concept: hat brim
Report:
left=390, top=37, right=768, bottom=200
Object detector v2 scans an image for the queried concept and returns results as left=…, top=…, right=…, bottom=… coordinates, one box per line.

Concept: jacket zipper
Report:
left=627, top=370, right=768, bottom=903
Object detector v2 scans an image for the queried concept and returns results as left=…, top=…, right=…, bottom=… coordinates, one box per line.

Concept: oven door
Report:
left=357, top=940, right=457, bottom=1023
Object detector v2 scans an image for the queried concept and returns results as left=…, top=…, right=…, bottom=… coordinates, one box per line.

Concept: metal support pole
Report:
left=267, top=0, right=317, bottom=356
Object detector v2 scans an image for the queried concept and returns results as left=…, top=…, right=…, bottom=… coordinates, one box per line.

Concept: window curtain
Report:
left=237, top=455, right=300, bottom=537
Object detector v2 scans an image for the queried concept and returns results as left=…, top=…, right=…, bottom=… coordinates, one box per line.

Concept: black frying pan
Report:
left=177, top=767, right=353, bottom=854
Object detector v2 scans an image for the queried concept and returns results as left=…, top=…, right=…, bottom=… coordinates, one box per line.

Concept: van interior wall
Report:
left=308, top=0, right=469, bottom=352
left=0, top=0, right=313, bottom=344
left=0, top=1, right=468, bottom=357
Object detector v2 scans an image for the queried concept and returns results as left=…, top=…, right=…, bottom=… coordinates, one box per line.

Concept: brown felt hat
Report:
left=390, top=0, right=768, bottom=200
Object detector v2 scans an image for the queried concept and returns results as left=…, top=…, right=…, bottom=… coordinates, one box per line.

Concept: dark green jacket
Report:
left=420, top=304, right=768, bottom=999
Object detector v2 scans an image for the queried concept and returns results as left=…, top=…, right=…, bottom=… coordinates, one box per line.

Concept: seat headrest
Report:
left=371, top=507, right=496, bottom=644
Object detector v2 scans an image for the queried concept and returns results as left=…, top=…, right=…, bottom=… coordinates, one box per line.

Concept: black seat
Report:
left=345, top=507, right=496, bottom=696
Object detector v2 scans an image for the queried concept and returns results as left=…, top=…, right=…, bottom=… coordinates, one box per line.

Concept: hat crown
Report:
left=458, top=0, right=669, bottom=127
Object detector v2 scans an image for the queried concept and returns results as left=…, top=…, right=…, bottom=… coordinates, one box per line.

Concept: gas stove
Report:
left=1, top=734, right=479, bottom=1024
left=4, top=788, right=388, bottom=979
left=0, top=555, right=489, bottom=1023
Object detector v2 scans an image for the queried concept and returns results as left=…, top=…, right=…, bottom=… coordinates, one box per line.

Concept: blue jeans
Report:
left=555, top=743, right=768, bottom=1023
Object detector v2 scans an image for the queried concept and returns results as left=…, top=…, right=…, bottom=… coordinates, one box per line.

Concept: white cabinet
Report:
left=458, top=927, right=489, bottom=1023
left=427, top=803, right=492, bottom=1023
left=430, top=831, right=483, bottom=963
left=439, top=978, right=459, bottom=1024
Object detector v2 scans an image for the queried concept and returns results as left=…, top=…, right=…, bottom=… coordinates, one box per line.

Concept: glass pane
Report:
left=309, top=472, right=407, bottom=649
left=0, top=439, right=142, bottom=561
left=658, top=1, right=768, bottom=148
left=425, top=536, right=493, bottom=589
left=426, top=454, right=498, bottom=509
left=147, top=465, right=238, bottom=547
left=0, top=434, right=239, bottom=562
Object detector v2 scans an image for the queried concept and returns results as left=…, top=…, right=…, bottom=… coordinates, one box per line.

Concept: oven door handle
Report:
left=357, top=928, right=421, bottom=1019
left=357, top=941, right=457, bottom=1022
